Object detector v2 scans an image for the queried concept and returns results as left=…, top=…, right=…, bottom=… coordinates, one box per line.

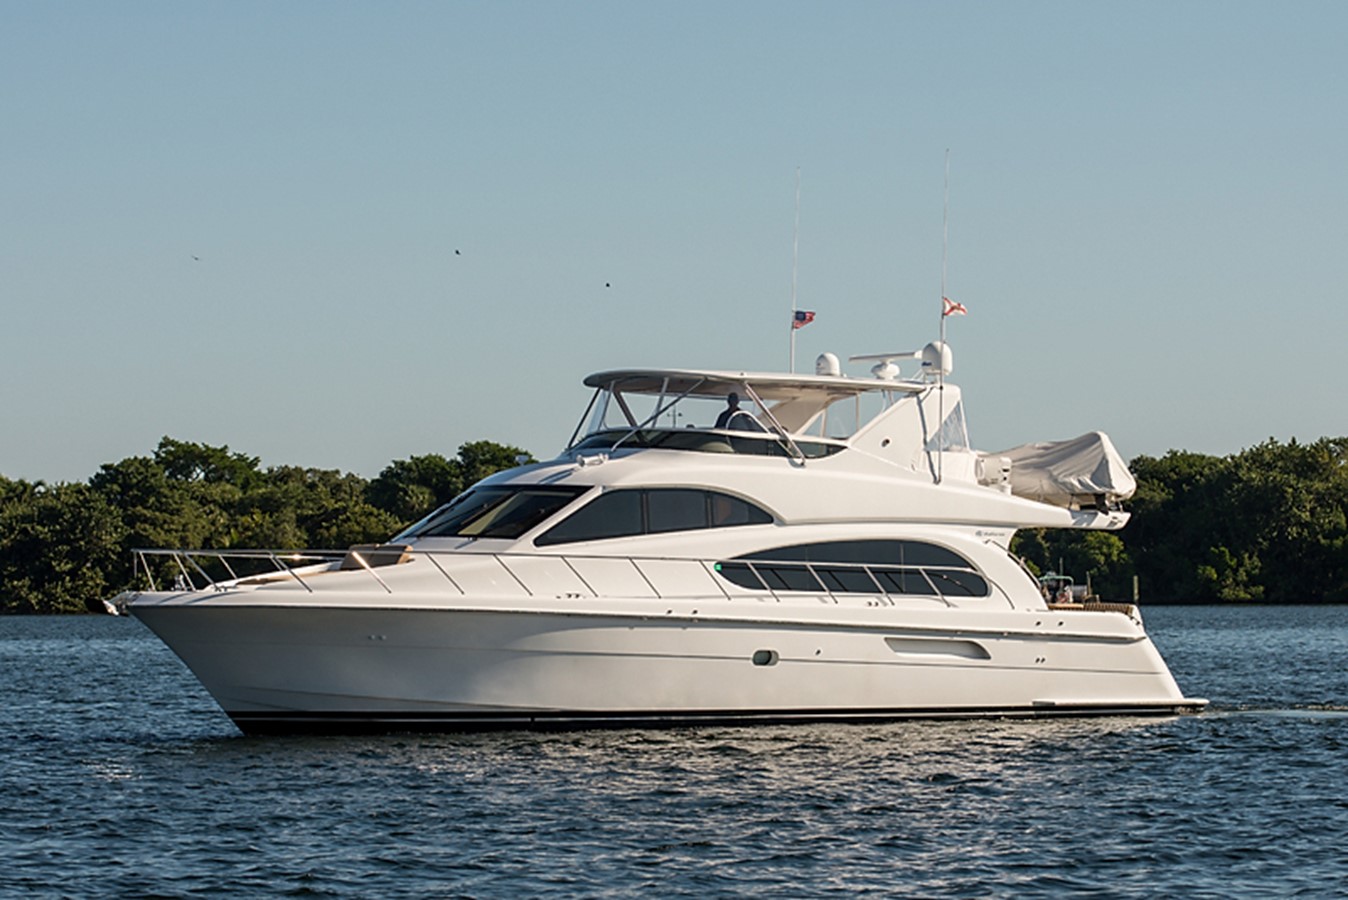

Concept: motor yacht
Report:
left=129, top=342, right=1204, bottom=733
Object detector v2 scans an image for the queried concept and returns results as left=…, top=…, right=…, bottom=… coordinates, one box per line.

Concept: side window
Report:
left=897, top=542, right=972, bottom=569
left=536, top=489, right=771, bottom=546
left=534, top=490, right=642, bottom=546
left=717, top=540, right=988, bottom=597
left=710, top=493, right=773, bottom=527
left=925, top=569, right=989, bottom=597
left=817, top=567, right=881, bottom=594
left=715, top=562, right=765, bottom=589
left=647, top=489, right=707, bottom=534
left=875, top=568, right=937, bottom=595
left=742, top=540, right=975, bottom=570
left=758, top=564, right=823, bottom=592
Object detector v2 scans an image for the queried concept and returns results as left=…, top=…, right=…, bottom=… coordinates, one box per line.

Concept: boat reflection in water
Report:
left=130, top=342, right=1204, bottom=734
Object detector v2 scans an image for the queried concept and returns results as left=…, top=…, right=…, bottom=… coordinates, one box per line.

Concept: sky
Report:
left=3, top=1, right=1346, bottom=483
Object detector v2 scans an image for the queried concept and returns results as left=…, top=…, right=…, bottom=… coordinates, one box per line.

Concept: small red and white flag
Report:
left=792, top=310, right=816, bottom=330
left=942, top=296, right=967, bottom=317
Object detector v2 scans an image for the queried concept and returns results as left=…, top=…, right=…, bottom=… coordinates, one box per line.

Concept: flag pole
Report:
left=789, top=167, right=801, bottom=373
left=937, top=150, right=950, bottom=484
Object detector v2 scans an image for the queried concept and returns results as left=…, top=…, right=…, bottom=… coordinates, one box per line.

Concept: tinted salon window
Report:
left=533, top=490, right=643, bottom=545
left=647, top=489, right=708, bottom=534
left=536, top=488, right=772, bottom=546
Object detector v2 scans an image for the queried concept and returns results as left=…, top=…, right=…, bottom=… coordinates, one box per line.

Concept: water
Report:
left=3, top=607, right=1346, bottom=898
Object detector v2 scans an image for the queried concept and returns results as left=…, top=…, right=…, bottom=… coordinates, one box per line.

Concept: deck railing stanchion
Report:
left=494, top=555, right=533, bottom=596
left=628, top=559, right=661, bottom=598
left=561, top=557, right=599, bottom=597
left=422, top=552, right=466, bottom=595
left=346, top=550, right=392, bottom=594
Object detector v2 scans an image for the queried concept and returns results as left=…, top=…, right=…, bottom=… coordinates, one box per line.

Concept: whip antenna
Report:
left=940, top=149, right=950, bottom=350
left=789, top=167, right=801, bottom=372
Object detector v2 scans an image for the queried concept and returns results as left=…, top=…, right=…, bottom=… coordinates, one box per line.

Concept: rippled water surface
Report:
left=3, top=606, right=1346, bottom=897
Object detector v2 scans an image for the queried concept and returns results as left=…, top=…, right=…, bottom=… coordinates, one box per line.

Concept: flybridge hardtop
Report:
left=128, top=337, right=1199, bottom=735
left=565, top=345, right=1137, bottom=524
left=580, top=366, right=927, bottom=401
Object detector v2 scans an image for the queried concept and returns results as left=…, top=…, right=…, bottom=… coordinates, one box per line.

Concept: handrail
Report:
left=132, top=548, right=348, bottom=594
left=129, top=546, right=966, bottom=609
left=740, top=382, right=807, bottom=464
left=609, top=377, right=707, bottom=453
left=737, top=558, right=955, bottom=609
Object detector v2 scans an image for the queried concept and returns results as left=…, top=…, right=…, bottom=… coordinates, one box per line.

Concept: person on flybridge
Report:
left=714, top=392, right=763, bottom=431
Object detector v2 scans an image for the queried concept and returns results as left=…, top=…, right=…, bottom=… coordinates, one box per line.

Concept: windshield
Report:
left=396, top=485, right=588, bottom=540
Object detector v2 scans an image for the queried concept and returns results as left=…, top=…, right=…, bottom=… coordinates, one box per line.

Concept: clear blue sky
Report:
left=3, top=1, right=1345, bottom=483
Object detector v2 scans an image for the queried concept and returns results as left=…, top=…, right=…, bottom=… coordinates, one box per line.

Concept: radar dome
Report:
left=920, top=341, right=952, bottom=376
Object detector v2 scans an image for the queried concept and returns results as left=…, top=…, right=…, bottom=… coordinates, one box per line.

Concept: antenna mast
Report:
left=789, top=167, right=801, bottom=373
left=940, top=149, right=950, bottom=350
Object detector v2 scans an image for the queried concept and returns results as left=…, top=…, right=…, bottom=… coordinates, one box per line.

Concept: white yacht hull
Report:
left=132, top=593, right=1198, bottom=734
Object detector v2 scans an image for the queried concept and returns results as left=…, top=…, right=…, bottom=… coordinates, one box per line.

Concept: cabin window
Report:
left=875, top=568, right=936, bottom=595
left=647, top=489, right=707, bottom=534
left=817, top=566, right=881, bottom=594
left=534, top=489, right=644, bottom=545
left=398, top=486, right=588, bottom=540
left=715, top=562, right=764, bottom=589
left=741, top=539, right=975, bottom=570
left=757, top=564, right=823, bottom=592
left=924, top=569, right=990, bottom=597
left=535, top=488, right=772, bottom=546
left=715, top=540, right=989, bottom=598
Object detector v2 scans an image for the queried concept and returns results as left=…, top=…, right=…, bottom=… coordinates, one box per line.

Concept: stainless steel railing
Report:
left=131, top=546, right=971, bottom=608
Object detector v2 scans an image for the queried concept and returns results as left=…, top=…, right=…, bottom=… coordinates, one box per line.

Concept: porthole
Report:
left=751, top=649, right=779, bottom=666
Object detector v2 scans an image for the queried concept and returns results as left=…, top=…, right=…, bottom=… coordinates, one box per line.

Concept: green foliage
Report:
left=0, top=481, right=125, bottom=613
left=4, top=432, right=1346, bottom=612
left=2, top=437, right=530, bottom=614
left=366, top=454, right=461, bottom=523
left=1052, top=437, right=1348, bottom=603
left=1011, top=529, right=1132, bottom=599
left=365, top=442, right=533, bottom=525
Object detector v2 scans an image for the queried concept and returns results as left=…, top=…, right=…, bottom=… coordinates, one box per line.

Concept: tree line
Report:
left=2, top=435, right=1345, bottom=613
left=0, top=437, right=530, bottom=614
left=1013, top=437, right=1348, bottom=604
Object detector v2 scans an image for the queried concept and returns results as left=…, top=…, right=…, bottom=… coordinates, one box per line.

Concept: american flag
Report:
left=792, top=310, right=816, bottom=329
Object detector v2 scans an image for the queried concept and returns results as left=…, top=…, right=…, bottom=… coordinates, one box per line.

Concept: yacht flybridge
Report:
left=130, top=341, right=1203, bottom=734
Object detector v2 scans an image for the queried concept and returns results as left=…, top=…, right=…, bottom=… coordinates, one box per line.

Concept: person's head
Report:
left=726, top=392, right=739, bottom=408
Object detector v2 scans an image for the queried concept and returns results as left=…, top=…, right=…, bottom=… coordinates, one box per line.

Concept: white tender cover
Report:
left=984, top=431, right=1137, bottom=507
